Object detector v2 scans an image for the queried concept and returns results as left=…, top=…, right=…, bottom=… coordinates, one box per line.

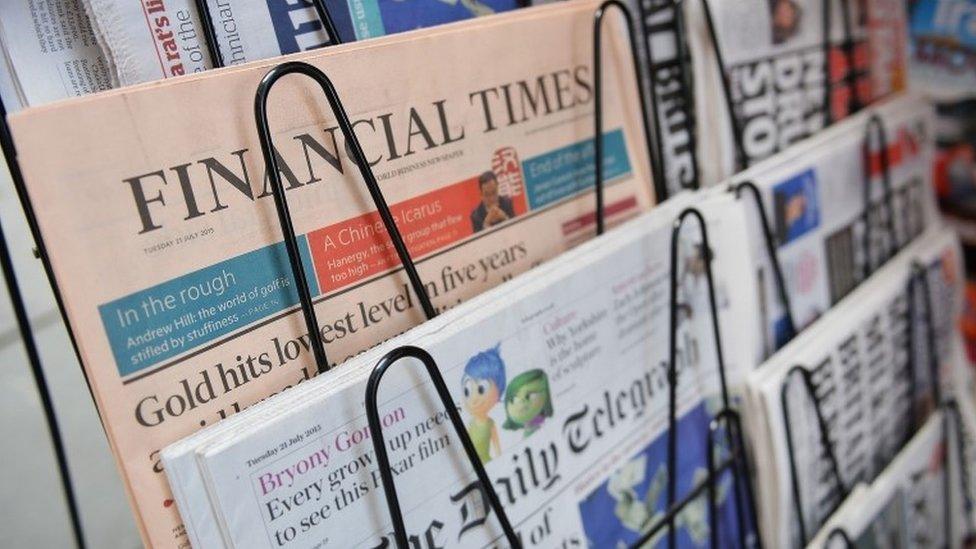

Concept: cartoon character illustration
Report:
left=502, top=369, right=553, bottom=437
left=461, top=345, right=506, bottom=463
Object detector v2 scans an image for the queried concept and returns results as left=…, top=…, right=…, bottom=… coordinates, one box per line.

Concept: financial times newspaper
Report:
left=7, top=4, right=657, bottom=546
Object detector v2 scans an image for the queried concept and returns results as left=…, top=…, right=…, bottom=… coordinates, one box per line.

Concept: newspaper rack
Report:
left=0, top=5, right=963, bottom=549
left=696, top=0, right=862, bottom=172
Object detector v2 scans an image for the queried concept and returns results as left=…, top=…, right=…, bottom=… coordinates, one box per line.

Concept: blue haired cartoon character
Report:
left=461, top=345, right=506, bottom=463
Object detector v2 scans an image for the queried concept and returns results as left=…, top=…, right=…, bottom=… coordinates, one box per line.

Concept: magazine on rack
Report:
left=6, top=3, right=658, bottom=546
left=684, top=0, right=909, bottom=185
left=162, top=191, right=763, bottom=549
left=743, top=227, right=965, bottom=549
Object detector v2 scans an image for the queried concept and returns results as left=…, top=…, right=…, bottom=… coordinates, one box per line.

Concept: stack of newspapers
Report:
left=154, top=93, right=975, bottom=548
left=6, top=4, right=659, bottom=546
left=4, top=1, right=976, bottom=548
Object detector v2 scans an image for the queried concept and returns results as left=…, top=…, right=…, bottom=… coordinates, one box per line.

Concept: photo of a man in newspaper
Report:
left=471, top=170, right=517, bottom=232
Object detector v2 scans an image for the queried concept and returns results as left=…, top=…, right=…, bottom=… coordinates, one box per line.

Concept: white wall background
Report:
left=0, top=154, right=141, bottom=548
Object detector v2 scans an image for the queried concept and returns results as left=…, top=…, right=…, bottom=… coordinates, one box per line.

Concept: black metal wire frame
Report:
left=623, top=207, right=763, bottom=549
left=254, top=62, right=437, bottom=374
left=825, top=527, right=854, bottom=548
left=699, top=0, right=860, bottom=172
left=908, top=262, right=941, bottom=414
left=780, top=364, right=849, bottom=546
left=705, top=409, right=763, bottom=549
left=733, top=181, right=798, bottom=344
left=0, top=213, right=85, bottom=548
left=365, top=345, right=521, bottom=548
left=309, top=0, right=343, bottom=45
left=667, top=209, right=733, bottom=517
left=593, top=0, right=666, bottom=236
left=0, top=91, right=92, bottom=549
left=861, top=114, right=898, bottom=281
left=907, top=262, right=963, bottom=547
left=191, top=0, right=224, bottom=68
left=945, top=400, right=976, bottom=542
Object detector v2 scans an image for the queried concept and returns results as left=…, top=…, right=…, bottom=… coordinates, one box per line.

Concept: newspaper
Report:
left=82, top=0, right=215, bottom=86
left=200, top=0, right=332, bottom=67
left=806, top=415, right=950, bottom=548
left=744, top=227, right=964, bottom=549
left=7, top=4, right=657, bottom=547
left=729, top=94, right=937, bottom=367
left=324, top=0, right=525, bottom=43
left=685, top=0, right=909, bottom=185
left=162, top=193, right=757, bottom=548
left=621, top=0, right=700, bottom=197
left=0, top=0, right=113, bottom=111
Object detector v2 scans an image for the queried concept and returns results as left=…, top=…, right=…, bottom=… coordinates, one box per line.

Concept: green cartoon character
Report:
left=502, top=369, right=553, bottom=437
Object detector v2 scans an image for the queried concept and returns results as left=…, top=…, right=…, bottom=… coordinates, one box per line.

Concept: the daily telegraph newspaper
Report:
left=685, top=0, right=909, bottom=185
left=162, top=194, right=757, bottom=549
left=0, top=0, right=113, bottom=111
left=807, top=415, right=953, bottom=548
left=7, top=4, right=657, bottom=546
left=82, top=0, right=215, bottom=86
left=730, top=94, right=937, bottom=365
left=744, top=227, right=964, bottom=549
left=909, top=0, right=976, bottom=101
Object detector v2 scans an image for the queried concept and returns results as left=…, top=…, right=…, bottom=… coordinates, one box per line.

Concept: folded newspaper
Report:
left=684, top=0, right=909, bottom=185
left=806, top=414, right=957, bottom=548
left=81, top=0, right=216, bottom=86
left=714, top=93, right=937, bottom=375
left=80, top=0, right=537, bottom=86
left=7, top=3, right=658, bottom=546
left=743, top=226, right=965, bottom=548
left=0, top=0, right=113, bottom=111
left=162, top=191, right=763, bottom=548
